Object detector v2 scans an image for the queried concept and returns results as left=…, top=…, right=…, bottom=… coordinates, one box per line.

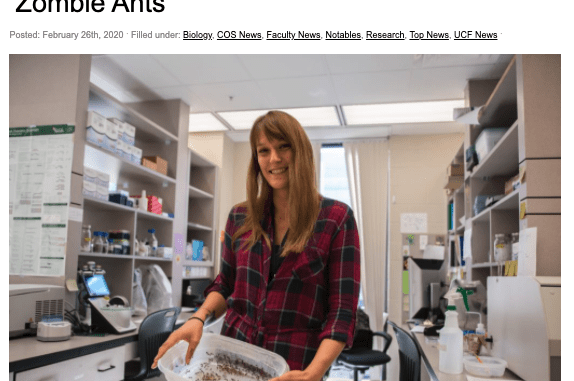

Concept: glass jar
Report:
left=494, top=234, right=510, bottom=262
left=81, top=225, right=92, bottom=252
left=494, top=234, right=511, bottom=275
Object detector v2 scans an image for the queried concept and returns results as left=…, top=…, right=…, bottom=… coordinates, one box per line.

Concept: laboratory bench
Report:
left=405, top=322, right=523, bottom=381
left=9, top=310, right=194, bottom=380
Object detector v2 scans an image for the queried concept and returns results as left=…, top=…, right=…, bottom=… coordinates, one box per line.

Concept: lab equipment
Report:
left=37, top=321, right=72, bottom=342
left=488, top=276, right=560, bottom=381
left=93, top=231, right=105, bottom=253
left=109, top=230, right=131, bottom=254
left=148, top=228, right=158, bottom=256
left=81, top=225, right=92, bottom=252
left=82, top=273, right=136, bottom=333
left=463, top=356, right=507, bottom=377
left=439, top=291, right=464, bottom=374
left=445, top=278, right=486, bottom=330
left=493, top=234, right=511, bottom=274
left=9, top=284, right=65, bottom=338
left=77, top=264, right=136, bottom=334
left=139, top=264, right=173, bottom=314
left=158, top=333, right=289, bottom=381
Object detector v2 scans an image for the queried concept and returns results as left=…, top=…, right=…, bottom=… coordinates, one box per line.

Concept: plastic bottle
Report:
left=476, top=323, right=486, bottom=336
left=81, top=225, right=92, bottom=252
left=439, top=294, right=464, bottom=374
left=93, top=231, right=104, bottom=253
left=148, top=228, right=158, bottom=256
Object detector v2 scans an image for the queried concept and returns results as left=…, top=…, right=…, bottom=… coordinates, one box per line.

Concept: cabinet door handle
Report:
left=97, top=364, right=116, bottom=372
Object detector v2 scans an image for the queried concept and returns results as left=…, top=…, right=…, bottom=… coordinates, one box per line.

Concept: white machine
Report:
left=9, top=284, right=65, bottom=338
left=488, top=276, right=560, bottom=381
left=82, top=273, right=136, bottom=334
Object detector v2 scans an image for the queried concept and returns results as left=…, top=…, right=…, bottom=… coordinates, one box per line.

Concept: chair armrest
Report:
left=372, top=331, right=392, bottom=353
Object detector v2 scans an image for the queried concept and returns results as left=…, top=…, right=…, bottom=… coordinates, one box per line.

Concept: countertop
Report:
left=406, top=322, right=523, bottom=381
left=9, top=310, right=193, bottom=374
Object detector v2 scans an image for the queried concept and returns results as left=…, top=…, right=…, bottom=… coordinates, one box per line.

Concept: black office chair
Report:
left=388, top=321, right=422, bottom=381
left=124, top=307, right=181, bottom=381
left=336, top=310, right=392, bottom=381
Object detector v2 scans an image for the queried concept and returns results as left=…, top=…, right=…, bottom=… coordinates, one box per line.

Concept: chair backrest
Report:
left=137, top=307, right=181, bottom=379
left=352, top=308, right=373, bottom=349
left=388, top=321, right=421, bottom=381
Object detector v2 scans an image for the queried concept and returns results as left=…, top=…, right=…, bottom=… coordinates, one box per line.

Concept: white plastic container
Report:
left=158, top=333, right=289, bottom=381
left=463, top=356, right=507, bottom=377
left=439, top=304, right=463, bottom=374
left=475, top=127, right=508, bottom=163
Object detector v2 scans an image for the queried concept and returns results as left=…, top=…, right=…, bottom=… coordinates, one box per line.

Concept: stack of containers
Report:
left=108, top=118, right=141, bottom=165
left=83, top=167, right=110, bottom=201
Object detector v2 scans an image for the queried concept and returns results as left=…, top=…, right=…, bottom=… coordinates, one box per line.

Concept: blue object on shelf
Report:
left=192, top=240, right=204, bottom=261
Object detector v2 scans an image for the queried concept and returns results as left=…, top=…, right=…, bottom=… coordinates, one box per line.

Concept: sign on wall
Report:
left=9, top=125, right=75, bottom=276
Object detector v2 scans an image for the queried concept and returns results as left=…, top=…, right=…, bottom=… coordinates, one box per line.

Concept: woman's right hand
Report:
left=151, top=317, right=204, bottom=369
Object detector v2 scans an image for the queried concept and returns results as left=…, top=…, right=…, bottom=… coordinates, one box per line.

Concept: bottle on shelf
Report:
left=93, top=231, right=105, bottom=253
left=439, top=291, right=464, bottom=374
left=107, top=238, right=114, bottom=254
left=148, top=228, right=158, bottom=256
left=81, top=225, right=92, bottom=252
left=494, top=234, right=511, bottom=275
left=140, top=190, right=148, bottom=212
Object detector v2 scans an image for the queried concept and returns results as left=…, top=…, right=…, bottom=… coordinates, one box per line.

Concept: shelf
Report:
left=472, top=189, right=519, bottom=223
left=189, top=185, right=214, bottom=199
left=471, top=262, right=498, bottom=269
left=83, top=195, right=174, bottom=222
left=85, top=143, right=176, bottom=185
left=79, top=252, right=134, bottom=259
left=183, top=260, right=214, bottom=267
left=134, top=256, right=173, bottom=262
left=84, top=195, right=136, bottom=213
left=471, top=121, right=519, bottom=179
left=188, top=222, right=213, bottom=231
left=137, top=209, right=174, bottom=222
left=89, top=83, right=178, bottom=143
left=478, top=56, right=517, bottom=127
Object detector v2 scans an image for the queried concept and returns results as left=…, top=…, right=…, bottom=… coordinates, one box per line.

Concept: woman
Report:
left=152, top=111, right=360, bottom=381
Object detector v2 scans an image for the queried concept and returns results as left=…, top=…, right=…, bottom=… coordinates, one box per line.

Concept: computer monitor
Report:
left=83, top=274, right=110, bottom=297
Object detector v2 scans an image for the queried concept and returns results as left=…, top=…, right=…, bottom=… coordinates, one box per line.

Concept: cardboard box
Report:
left=141, top=157, right=158, bottom=172
left=142, top=156, right=168, bottom=176
left=447, top=164, right=464, bottom=176
left=444, top=175, right=464, bottom=190
left=504, top=173, right=521, bottom=195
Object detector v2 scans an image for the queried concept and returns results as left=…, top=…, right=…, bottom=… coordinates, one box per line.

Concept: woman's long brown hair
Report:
left=232, top=111, right=320, bottom=257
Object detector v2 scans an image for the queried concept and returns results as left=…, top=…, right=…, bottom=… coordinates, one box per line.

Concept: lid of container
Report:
left=83, top=225, right=91, bottom=229
left=495, top=234, right=506, bottom=238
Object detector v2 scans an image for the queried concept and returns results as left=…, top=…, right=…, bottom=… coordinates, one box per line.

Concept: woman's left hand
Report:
left=269, top=370, right=321, bottom=381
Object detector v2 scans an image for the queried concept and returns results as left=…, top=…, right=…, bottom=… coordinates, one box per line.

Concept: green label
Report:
left=9, top=124, right=75, bottom=137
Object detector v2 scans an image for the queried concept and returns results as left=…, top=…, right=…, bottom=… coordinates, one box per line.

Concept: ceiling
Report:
left=90, top=54, right=514, bottom=141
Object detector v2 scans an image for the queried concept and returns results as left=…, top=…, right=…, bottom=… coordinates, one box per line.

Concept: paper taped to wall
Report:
left=400, top=213, right=427, bottom=233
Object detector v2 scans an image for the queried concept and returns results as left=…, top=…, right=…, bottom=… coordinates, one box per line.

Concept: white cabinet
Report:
left=16, top=346, right=125, bottom=381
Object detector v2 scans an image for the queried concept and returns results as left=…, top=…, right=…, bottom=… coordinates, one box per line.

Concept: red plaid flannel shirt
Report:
left=204, top=197, right=361, bottom=371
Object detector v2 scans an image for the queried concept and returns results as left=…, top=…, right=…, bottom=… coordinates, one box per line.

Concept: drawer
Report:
left=16, top=345, right=124, bottom=381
